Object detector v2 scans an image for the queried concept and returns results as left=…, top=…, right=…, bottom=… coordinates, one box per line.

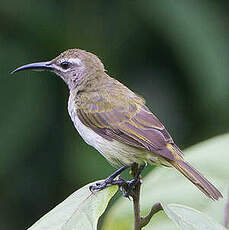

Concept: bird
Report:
left=12, top=48, right=222, bottom=200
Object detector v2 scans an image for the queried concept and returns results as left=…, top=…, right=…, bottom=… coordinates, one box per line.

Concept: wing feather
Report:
left=77, top=102, right=179, bottom=161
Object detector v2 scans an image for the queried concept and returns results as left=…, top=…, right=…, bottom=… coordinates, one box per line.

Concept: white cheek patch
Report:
left=53, top=65, right=68, bottom=72
left=52, top=65, right=62, bottom=72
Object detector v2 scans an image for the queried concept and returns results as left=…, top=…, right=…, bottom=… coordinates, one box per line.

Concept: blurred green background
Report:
left=1, top=0, right=229, bottom=229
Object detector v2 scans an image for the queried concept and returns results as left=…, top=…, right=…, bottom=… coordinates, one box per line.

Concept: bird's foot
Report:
left=89, top=163, right=145, bottom=199
left=119, top=178, right=141, bottom=198
left=89, top=176, right=140, bottom=199
left=89, top=177, right=126, bottom=192
left=89, top=165, right=129, bottom=192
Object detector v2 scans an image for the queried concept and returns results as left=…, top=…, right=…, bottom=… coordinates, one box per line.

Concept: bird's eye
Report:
left=60, top=61, right=71, bottom=70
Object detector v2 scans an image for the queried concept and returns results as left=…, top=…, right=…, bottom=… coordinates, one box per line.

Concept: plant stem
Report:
left=130, top=164, right=163, bottom=230
left=140, top=202, right=163, bottom=227
left=132, top=177, right=141, bottom=230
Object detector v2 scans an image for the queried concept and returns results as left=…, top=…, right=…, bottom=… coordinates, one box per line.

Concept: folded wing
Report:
left=77, top=101, right=181, bottom=161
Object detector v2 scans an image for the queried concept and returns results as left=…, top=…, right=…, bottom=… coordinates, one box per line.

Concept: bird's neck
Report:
left=69, top=71, right=111, bottom=95
left=67, top=69, right=104, bottom=92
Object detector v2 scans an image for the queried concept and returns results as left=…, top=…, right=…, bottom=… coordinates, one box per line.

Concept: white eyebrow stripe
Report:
left=68, top=58, right=82, bottom=65
left=53, top=57, right=82, bottom=72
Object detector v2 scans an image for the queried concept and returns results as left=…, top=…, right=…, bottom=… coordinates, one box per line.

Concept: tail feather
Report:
left=170, top=160, right=222, bottom=200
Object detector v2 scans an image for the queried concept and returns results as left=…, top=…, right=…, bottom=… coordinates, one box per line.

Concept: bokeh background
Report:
left=1, top=1, right=229, bottom=229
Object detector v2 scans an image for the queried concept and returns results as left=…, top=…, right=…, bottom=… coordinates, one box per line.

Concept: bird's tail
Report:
left=170, top=159, right=222, bottom=200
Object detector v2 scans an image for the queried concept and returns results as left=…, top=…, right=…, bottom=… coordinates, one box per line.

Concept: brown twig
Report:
left=130, top=164, right=163, bottom=230
left=132, top=179, right=142, bottom=230
left=140, top=202, right=163, bottom=227
left=223, top=188, right=229, bottom=228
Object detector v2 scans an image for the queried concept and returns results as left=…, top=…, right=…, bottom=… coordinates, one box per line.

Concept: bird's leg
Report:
left=89, top=165, right=129, bottom=192
left=120, top=163, right=146, bottom=198
left=89, top=163, right=146, bottom=199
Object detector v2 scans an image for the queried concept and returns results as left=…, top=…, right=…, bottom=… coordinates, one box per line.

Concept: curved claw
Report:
left=89, top=163, right=144, bottom=198
left=89, top=177, right=126, bottom=193
left=120, top=177, right=141, bottom=198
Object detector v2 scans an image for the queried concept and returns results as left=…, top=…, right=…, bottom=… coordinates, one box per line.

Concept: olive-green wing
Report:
left=77, top=104, right=181, bottom=161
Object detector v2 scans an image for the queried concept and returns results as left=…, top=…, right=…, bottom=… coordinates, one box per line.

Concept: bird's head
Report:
left=12, top=49, right=105, bottom=90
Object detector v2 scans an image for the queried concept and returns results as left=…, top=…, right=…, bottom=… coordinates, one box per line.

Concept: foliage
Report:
left=28, top=181, right=118, bottom=230
left=103, top=134, right=229, bottom=229
left=26, top=134, right=229, bottom=229
left=161, top=203, right=227, bottom=230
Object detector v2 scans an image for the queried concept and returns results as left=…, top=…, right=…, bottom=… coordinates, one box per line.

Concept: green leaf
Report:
left=161, top=203, right=227, bottom=230
left=28, top=181, right=118, bottom=230
left=102, top=134, right=229, bottom=230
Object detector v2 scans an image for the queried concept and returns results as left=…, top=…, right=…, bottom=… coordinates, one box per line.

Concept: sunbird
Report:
left=12, top=49, right=222, bottom=200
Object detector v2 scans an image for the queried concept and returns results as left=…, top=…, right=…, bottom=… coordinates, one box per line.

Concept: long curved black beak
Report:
left=11, top=61, right=54, bottom=74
